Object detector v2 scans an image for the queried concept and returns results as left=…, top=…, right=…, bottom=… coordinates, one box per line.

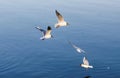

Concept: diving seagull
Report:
left=35, top=26, right=53, bottom=40
left=80, top=57, right=93, bottom=69
left=69, top=41, right=85, bottom=53
left=55, top=10, right=69, bottom=28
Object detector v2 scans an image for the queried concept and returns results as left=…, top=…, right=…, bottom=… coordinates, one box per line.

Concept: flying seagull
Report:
left=80, top=57, right=93, bottom=69
left=69, top=41, right=85, bottom=53
left=55, top=10, right=69, bottom=28
left=35, top=26, right=53, bottom=40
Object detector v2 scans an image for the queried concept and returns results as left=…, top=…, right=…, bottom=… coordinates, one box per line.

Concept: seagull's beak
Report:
left=51, top=35, right=54, bottom=38
left=67, top=22, right=70, bottom=25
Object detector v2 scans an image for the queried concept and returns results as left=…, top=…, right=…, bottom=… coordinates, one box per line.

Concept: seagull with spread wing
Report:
left=55, top=10, right=69, bottom=28
left=69, top=41, right=85, bottom=53
left=35, top=26, right=53, bottom=40
left=80, top=57, right=93, bottom=69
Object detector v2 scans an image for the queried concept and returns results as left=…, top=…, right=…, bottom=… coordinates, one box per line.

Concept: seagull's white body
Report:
left=35, top=26, right=53, bottom=40
left=55, top=10, right=69, bottom=28
left=81, top=57, right=93, bottom=69
left=55, top=21, right=68, bottom=28
left=40, top=34, right=51, bottom=40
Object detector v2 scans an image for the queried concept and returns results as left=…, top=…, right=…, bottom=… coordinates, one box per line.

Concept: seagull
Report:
left=35, top=26, right=53, bottom=40
left=80, top=57, right=93, bottom=69
left=68, top=41, right=85, bottom=53
left=55, top=10, right=69, bottom=28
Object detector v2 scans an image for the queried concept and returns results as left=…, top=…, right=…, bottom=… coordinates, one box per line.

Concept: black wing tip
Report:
left=47, top=26, right=51, bottom=30
left=55, top=10, right=58, bottom=12
left=55, top=10, right=59, bottom=14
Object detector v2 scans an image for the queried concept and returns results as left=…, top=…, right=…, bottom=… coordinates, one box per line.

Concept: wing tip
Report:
left=55, top=10, right=60, bottom=15
left=35, top=26, right=40, bottom=29
left=55, top=10, right=58, bottom=13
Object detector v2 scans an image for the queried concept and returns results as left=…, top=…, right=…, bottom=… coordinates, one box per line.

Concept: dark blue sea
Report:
left=0, top=0, right=120, bottom=78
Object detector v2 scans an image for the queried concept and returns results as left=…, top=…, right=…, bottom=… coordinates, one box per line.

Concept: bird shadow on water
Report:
left=84, top=75, right=92, bottom=78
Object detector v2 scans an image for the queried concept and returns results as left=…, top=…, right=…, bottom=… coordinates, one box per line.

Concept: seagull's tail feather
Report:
left=40, top=37, right=45, bottom=40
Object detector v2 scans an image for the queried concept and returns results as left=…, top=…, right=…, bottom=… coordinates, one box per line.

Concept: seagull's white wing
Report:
left=83, top=57, right=89, bottom=65
left=79, top=48, right=85, bottom=53
left=72, top=44, right=79, bottom=50
left=35, top=27, right=46, bottom=35
left=55, top=10, right=64, bottom=22
left=68, top=41, right=78, bottom=49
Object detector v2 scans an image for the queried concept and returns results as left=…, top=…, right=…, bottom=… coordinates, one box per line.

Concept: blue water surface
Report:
left=0, top=0, right=120, bottom=78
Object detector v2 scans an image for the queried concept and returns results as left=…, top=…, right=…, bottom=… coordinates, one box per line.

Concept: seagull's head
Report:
left=80, top=64, right=84, bottom=67
left=47, top=26, right=51, bottom=30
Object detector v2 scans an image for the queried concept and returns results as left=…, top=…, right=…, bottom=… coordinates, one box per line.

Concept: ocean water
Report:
left=0, top=0, right=120, bottom=78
